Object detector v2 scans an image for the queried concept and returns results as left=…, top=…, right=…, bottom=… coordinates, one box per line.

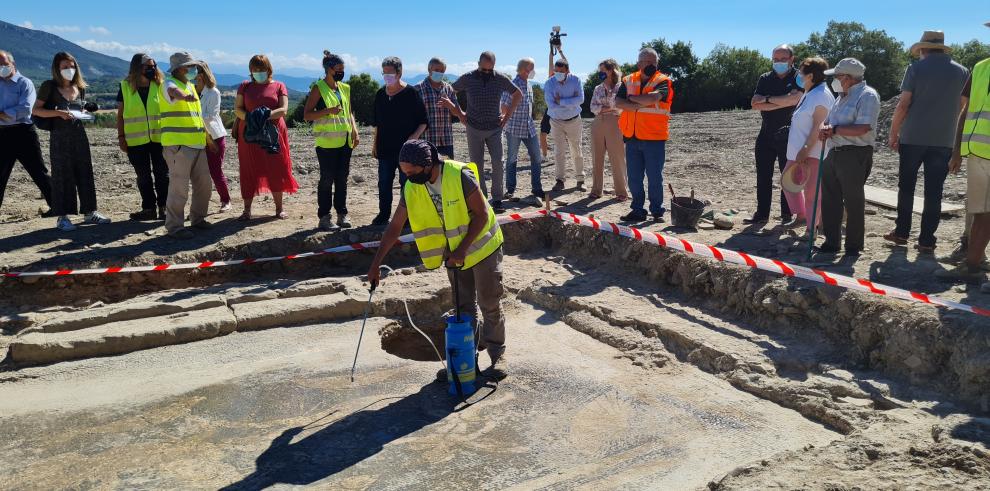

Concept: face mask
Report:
left=598, top=71, right=607, bottom=81
left=795, top=72, right=805, bottom=89
left=430, top=71, right=444, bottom=83
left=185, top=67, right=198, bottom=80
left=383, top=73, right=398, bottom=85
left=332, top=71, right=345, bottom=82
left=0, top=65, right=13, bottom=78
left=831, top=78, right=844, bottom=93
left=772, top=62, right=790, bottom=75
left=407, top=166, right=432, bottom=184
left=554, top=72, right=567, bottom=82
left=143, top=67, right=157, bottom=80
left=60, top=68, right=76, bottom=80
left=641, top=65, right=657, bottom=78
left=251, top=71, right=267, bottom=83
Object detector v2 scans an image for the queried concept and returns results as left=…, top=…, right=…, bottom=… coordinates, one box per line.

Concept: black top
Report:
left=115, top=85, right=151, bottom=105
left=373, top=85, right=428, bottom=160
left=753, top=69, right=801, bottom=139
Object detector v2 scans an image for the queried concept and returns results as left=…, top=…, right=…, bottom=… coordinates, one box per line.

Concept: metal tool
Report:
left=350, top=278, right=378, bottom=383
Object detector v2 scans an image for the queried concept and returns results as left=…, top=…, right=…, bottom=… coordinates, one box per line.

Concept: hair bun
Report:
left=323, top=50, right=331, bottom=57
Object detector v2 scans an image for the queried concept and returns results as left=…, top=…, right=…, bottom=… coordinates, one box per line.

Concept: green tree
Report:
left=347, top=73, right=380, bottom=126
left=795, top=21, right=907, bottom=99
left=693, top=44, right=770, bottom=111
left=532, top=84, right=547, bottom=120
left=949, top=39, right=990, bottom=70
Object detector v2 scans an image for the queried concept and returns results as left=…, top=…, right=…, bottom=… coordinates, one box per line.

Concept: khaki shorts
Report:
left=968, top=155, right=990, bottom=215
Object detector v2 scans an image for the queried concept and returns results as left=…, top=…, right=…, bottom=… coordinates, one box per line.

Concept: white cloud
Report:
left=19, top=21, right=33, bottom=29
left=88, top=26, right=111, bottom=36
left=42, top=25, right=80, bottom=33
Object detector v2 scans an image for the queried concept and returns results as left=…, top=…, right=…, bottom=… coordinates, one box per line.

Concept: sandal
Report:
left=616, top=195, right=629, bottom=202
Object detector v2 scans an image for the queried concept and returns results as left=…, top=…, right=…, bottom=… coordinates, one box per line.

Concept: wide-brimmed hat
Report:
left=824, top=58, right=866, bottom=78
left=781, top=163, right=810, bottom=194
left=910, top=31, right=951, bottom=56
left=166, top=52, right=201, bottom=73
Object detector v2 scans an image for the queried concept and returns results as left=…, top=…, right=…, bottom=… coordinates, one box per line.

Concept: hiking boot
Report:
left=319, top=215, right=339, bottom=231
left=487, top=349, right=507, bottom=380
left=551, top=179, right=565, bottom=192
left=84, top=212, right=111, bottom=225
left=337, top=214, right=352, bottom=229
left=169, top=228, right=194, bottom=239
left=652, top=213, right=665, bottom=223
left=620, top=211, right=648, bottom=222
left=129, top=209, right=157, bottom=221
left=56, top=216, right=76, bottom=232
left=935, top=263, right=986, bottom=284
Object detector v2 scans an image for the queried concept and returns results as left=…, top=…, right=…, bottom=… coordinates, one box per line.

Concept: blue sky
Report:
left=4, top=1, right=989, bottom=79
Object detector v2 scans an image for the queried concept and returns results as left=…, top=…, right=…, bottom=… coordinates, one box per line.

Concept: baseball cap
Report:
left=824, top=58, right=866, bottom=77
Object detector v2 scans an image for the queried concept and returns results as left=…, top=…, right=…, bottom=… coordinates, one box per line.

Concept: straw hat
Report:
left=781, top=163, right=809, bottom=194
left=910, top=31, right=951, bottom=56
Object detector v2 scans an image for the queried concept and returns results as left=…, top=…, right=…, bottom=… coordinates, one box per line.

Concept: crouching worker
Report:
left=367, top=139, right=507, bottom=375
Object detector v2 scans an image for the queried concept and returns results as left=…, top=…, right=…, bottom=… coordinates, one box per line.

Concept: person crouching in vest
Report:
left=160, top=52, right=216, bottom=239
left=368, top=139, right=508, bottom=376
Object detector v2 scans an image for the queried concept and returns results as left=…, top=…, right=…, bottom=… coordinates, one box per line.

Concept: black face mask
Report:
left=642, top=65, right=657, bottom=78
left=407, top=166, right=432, bottom=184
left=143, top=67, right=157, bottom=80
left=332, top=71, right=345, bottom=82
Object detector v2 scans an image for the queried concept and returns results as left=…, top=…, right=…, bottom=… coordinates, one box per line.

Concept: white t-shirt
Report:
left=786, top=83, right=835, bottom=161
left=199, top=86, right=226, bottom=140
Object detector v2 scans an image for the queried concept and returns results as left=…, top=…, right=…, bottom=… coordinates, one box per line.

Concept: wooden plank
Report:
left=864, top=185, right=964, bottom=215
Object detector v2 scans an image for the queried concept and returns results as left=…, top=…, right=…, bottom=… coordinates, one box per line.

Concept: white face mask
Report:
left=830, top=78, right=844, bottom=93
left=60, top=68, right=76, bottom=80
left=0, top=65, right=13, bottom=78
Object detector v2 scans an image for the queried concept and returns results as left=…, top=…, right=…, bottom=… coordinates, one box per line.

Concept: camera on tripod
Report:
left=549, top=26, right=566, bottom=54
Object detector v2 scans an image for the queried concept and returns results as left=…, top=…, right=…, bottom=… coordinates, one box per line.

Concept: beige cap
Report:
left=824, top=58, right=866, bottom=77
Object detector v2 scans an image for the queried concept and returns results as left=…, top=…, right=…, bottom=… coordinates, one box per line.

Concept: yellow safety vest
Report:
left=962, top=58, right=990, bottom=160
left=158, top=76, right=205, bottom=147
left=119, top=80, right=161, bottom=146
left=313, top=79, right=353, bottom=149
left=404, top=160, right=504, bottom=270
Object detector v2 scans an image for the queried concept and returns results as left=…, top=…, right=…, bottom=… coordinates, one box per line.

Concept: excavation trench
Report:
left=3, top=217, right=990, bottom=417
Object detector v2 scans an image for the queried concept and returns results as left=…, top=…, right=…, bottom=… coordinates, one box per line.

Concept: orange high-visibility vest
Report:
left=618, top=71, right=673, bottom=141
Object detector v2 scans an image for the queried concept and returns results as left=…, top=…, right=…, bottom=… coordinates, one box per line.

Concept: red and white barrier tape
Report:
left=1, top=211, right=547, bottom=278
left=549, top=211, right=990, bottom=318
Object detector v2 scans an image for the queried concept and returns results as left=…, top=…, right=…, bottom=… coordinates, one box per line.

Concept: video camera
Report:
left=549, top=26, right=566, bottom=55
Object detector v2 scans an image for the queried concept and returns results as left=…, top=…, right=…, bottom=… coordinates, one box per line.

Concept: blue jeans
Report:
left=894, top=143, right=952, bottom=247
left=505, top=133, right=545, bottom=196
left=377, top=158, right=407, bottom=218
left=626, top=139, right=666, bottom=215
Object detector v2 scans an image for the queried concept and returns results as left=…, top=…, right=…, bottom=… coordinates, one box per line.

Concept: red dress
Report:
left=236, top=80, right=299, bottom=199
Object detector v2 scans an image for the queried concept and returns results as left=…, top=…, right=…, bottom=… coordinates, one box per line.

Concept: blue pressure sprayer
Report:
left=445, top=267, right=478, bottom=396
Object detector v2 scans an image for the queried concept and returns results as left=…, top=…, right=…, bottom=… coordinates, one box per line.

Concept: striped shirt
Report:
left=414, top=79, right=459, bottom=147
left=500, top=75, right=537, bottom=138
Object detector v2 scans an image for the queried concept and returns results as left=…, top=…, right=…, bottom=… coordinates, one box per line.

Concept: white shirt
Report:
left=199, top=86, right=226, bottom=140
left=786, top=83, right=835, bottom=161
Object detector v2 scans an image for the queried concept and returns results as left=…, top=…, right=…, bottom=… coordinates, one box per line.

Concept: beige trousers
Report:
left=550, top=117, right=585, bottom=182
left=163, top=145, right=212, bottom=233
left=446, top=247, right=505, bottom=360
left=590, top=113, right=627, bottom=197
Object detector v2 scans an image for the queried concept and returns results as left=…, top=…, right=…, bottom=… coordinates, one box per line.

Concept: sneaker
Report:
left=129, top=209, right=157, bottom=221
left=743, top=214, right=769, bottom=225
left=40, top=209, right=57, bottom=218
left=883, top=231, right=908, bottom=246
left=914, top=243, right=936, bottom=255
left=491, top=200, right=505, bottom=214
left=56, top=216, right=76, bottom=232
left=487, top=349, right=507, bottom=380
left=782, top=216, right=806, bottom=229
left=779, top=214, right=793, bottom=224
left=551, top=179, right=565, bottom=192
left=191, top=220, right=213, bottom=230
left=576, top=181, right=587, bottom=192
left=168, top=228, right=195, bottom=239
left=219, top=202, right=232, bottom=213
left=158, top=207, right=167, bottom=220
left=336, top=214, right=352, bottom=229
left=529, top=195, right=544, bottom=208
left=505, top=192, right=520, bottom=202
left=84, top=212, right=111, bottom=224
left=935, top=263, right=986, bottom=284
left=319, top=215, right=339, bottom=231
left=371, top=214, right=389, bottom=227
left=652, top=213, right=665, bottom=223
left=813, top=243, right=841, bottom=254
left=620, top=211, right=648, bottom=222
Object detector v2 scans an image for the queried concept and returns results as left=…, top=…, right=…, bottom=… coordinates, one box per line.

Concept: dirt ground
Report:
left=0, top=110, right=980, bottom=310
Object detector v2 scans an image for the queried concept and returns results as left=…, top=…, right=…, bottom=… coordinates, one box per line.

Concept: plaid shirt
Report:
left=500, top=75, right=537, bottom=138
left=827, top=81, right=881, bottom=147
left=414, top=79, right=459, bottom=147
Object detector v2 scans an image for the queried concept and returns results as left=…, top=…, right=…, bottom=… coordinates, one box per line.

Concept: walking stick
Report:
left=806, top=144, right=828, bottom=261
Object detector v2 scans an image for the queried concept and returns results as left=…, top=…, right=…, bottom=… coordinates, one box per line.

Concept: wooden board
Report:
left=864, top=185, right=965, bottom=215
